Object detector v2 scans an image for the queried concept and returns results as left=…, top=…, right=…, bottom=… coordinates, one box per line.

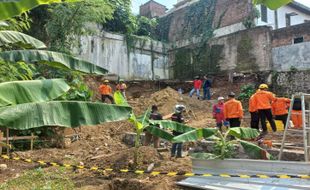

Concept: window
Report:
left=261, top=5, right=268, bottom=22
left=293, top=37, right=304, bottom=44
left=286, top=14, right=291, bottom=27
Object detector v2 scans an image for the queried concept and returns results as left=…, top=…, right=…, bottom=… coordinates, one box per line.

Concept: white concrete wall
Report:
left=272, top=41, right=310, bottom=71
left=77, top=31, right=169, bottom=80
left=256, top=4, right=310, bottom=29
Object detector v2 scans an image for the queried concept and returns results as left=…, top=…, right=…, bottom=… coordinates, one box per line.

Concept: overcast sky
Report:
left=132, top=0, right=310, bottom=14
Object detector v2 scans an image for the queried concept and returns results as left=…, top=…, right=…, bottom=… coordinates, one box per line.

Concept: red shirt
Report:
left=213, top=103, right=225, bottom=123
left=193, top=79, right=202, bottom=89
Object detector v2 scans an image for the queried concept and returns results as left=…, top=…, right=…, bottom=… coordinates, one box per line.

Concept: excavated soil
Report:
left=0, top=86, right=299, bottom=189
left=0, top=87, right=207, bottom=189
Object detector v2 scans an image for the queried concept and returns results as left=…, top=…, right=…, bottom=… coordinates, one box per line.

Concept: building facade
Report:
left=139, top=0, right=167, bottom=19
left=256, top=1, right=310, bottom=29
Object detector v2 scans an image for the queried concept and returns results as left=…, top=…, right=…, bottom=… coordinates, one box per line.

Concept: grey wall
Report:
left=272, top=42, right=310, bottom=71
left=77, top=31, right=169, bottom=80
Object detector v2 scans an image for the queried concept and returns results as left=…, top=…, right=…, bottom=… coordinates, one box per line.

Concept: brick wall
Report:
left=139, top=1, right=166, bottom=18
left=271, top=22, right=310, bottom=48
left=214, top=0, right=251, bottom=28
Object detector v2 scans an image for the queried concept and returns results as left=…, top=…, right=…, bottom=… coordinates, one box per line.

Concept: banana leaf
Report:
left=0, top=0, right=62, bottom=20
left=0, top=21, right=8, bottom=26
left=145, top=125, right=174, bottom=141
left=239, top=140, right=274, bottom=160
left=228, top=127, right=259, bottom=140
left=253, top=0, right=292, bottom=10
left=0, top=30, right=46, bottom=49
left=0, top=101, right=132, bottom=130
left=172, top=128, right=217, bottom=143
left=0, top=50, right=108, bottom=74
left=0, top=79, right=70, bottom=107
left=113, top=91, right=129, bottom=106
left=149, top=120, right=195, bottom=133
left=137, top=107, right=151, bottom=127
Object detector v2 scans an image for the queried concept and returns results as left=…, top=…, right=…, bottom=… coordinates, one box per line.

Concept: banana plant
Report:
left=0, top=0, right=65, bottom=20
left=253, top=0, right=292, bottom=10
left=185, top=127, right=273, bottom=160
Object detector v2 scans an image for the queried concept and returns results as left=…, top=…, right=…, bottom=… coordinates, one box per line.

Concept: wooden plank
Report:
left=6, top=127, right=9, bottom=155
left=30, top=133, right=34, bottom=150
left=0, top=130, right=2, bottom=155
left=0, top=136, right=38, bottom=141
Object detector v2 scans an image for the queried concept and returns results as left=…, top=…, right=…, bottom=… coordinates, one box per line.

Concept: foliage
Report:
left=0, top=49, right=108, bottom=74
left=103, top=3, right=137, bottom=35
left=135, top=16, right=158, bottom=37
left=243, top=6, right=260, bottom=29
left=0, top=101, right=132, bottom=130
left=0, top=30, right=46, bottom=49
left=237, top=84, right=255, bottom=102
left=0, top=60, right=35, bottom=82
left=253, top=0, right=292, bottom=10
left=0, top=0, right=63, bottom=20
left=213, top=128, right=272, bottom=160
left=45, top=0, right=114, bottom=53
left=0, top=168, right=74, bottom=190
left=0, top=79, right=70, bottom=107
left=155, top=14, right=173, bottom=42
left=0, top=13, right=32, bottom=32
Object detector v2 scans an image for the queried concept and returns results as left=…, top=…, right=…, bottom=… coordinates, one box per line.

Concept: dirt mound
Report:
left=87, top=146, right=161, bottom=170
left=132, top=87, right=212, bottom=116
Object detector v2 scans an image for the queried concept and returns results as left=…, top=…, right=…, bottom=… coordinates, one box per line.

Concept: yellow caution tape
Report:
left=1, top=155, right=308, bottom=179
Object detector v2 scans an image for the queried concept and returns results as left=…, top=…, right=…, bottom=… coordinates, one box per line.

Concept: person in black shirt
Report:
left=144, top=105, right=163, bottom=148
left=202, top=75, right=212, bottom=100
left=171, top=105, right=186, bottom=158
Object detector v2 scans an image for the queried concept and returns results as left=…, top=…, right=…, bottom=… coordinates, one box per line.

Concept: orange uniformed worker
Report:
left=223, top=92, right=243, bottom=127
left=272, top=97, right=290, bottom=126
left=252, top=84, right=276, bottom=134
left=99, top=80, right=115, bottom=104
left=249, top=93, right=259, bottom=130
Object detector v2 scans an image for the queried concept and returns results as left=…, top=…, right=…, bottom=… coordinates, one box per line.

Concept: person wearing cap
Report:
left=171, top=105, right=186, bottom=158
left=249, top=92, right=260, bottom=130
left=252, top=84, right=277, bottom=134
left=202, top=75, right=212, bottom=100
left=189, top=76, right=202, bottom=99
left=116, top=79, right=127, bottom=98
left=144, top=105, right=163, bottom=148
left=272, top=97, right=291, bottom=126
left=99, top=80, right=115, bottom=104
left=223, top=92, right=243, bottom=127
left=213, top=97, right=225, bottom=131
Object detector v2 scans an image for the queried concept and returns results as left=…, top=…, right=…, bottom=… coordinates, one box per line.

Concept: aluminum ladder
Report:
left=279, top=93, right=310, bottom=162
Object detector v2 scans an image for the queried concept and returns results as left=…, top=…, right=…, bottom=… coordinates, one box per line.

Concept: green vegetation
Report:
left=242, top=6, right=260, bottom=29
left=252, top=0, right=292, bottom=10
left=0, top=168, right=74, bottom=190
left=191, top=127, right=273, bottom=160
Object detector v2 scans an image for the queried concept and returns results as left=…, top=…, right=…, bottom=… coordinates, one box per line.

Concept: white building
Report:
left=256, top=1, right=310, bottom=29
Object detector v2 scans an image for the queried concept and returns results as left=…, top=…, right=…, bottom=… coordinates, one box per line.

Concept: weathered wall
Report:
left=273, top=71, right=310, bottom=96
left=157, top=0, right=251, bottom=42
left=272, top=22, right=310, bottom=48
left=140, top=1, right=167, bottom=18
left=169, top=26, right=273, bottom=79
left=210, top=26, right=272, bottom=73
left=77, top=31, right=169, bottom=80
left=214, top=0, right=251, bottom=28
left=272, top=42, right=310, bottom=71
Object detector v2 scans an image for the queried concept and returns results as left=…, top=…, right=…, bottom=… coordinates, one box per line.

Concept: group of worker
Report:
left=212, top=83, right=291, bottom=137
left=98, top=79, right=127, bottom=104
